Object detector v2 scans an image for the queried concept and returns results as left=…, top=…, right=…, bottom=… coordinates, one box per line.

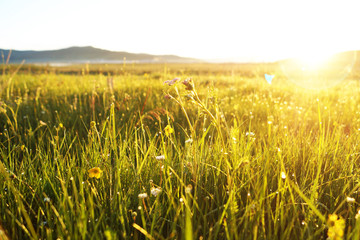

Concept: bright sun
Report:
left=281, top=49, right=357, bottom=90
left=295, top=50, right=334, bottom=69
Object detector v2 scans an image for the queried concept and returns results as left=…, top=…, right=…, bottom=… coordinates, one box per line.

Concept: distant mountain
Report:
left=0, top=46, right=202, bottom=64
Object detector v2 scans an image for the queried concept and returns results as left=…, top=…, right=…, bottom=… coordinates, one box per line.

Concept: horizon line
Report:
left=1, top=45, right=358, bottom=64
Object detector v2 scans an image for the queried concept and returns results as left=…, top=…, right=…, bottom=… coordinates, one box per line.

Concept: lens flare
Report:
left=280, top=51, right=357, bottom=90
left=265, top=74, right=275, bottom=84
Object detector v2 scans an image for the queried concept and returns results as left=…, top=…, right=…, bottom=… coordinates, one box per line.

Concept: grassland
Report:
left=1, top=62, right=360, bottom=239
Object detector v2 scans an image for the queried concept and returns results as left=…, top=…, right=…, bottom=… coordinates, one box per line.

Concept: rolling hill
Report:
left=0, top=46, right=202, bottom=64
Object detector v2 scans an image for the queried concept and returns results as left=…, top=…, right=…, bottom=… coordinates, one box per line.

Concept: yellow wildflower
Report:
left=327, top=214, right=345, bottom=240
left=88, top=167, right=103, bottom=179
left=164, top=125, right=174, bottom=136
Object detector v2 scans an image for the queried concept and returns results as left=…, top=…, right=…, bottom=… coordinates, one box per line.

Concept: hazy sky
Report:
left=1, top=0, right=360, bottom=61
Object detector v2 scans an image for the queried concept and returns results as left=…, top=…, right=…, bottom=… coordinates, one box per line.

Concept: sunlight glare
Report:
left=296, top=51, right=334, bottom=70
left=280, top=50, right=357, bottom=90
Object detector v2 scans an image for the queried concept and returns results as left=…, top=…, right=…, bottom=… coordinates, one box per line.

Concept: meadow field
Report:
left=1, top=62, right=360, bottom=239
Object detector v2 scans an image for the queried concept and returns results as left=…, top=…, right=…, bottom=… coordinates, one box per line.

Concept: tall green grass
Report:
left=1, top=63, right=360, bottom=239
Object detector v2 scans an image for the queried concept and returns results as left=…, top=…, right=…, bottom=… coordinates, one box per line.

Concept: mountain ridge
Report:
left=0, top=46, right=202, bottom=64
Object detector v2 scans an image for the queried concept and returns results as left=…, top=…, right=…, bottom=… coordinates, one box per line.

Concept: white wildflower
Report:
left=185, top=184, right=193, bottom=194
left=155, top=155, right=165, bottom=161
left=246, top=132, right=255, bottom=137
left=356, top=210, right=360, bottom=219
left=138, top=193, right=148, bottom=199
left=150, top=187, right=162, bottom=197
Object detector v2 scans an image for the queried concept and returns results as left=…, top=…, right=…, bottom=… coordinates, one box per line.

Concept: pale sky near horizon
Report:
left=1, top=0, right=360, bottom=62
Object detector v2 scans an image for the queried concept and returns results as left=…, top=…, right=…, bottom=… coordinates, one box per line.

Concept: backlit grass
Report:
left=1, top=63, right=360, bottom=239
